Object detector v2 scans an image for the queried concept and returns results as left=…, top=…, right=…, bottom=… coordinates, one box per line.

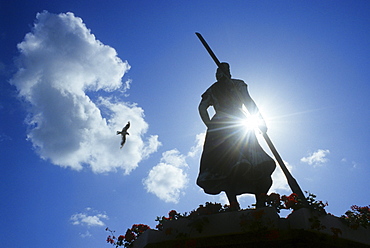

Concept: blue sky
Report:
left=1, top=1, right=369, bottom=247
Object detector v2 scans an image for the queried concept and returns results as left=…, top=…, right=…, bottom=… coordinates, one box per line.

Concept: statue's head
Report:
left=216, top=62, right=231, bottom=81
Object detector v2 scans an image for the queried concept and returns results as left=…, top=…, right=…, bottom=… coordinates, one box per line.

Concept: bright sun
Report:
left=239, top=105, right=266, bottom=132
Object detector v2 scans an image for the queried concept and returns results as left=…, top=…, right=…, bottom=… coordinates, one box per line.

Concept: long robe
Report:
left=197, top=79, right=276, bottom=195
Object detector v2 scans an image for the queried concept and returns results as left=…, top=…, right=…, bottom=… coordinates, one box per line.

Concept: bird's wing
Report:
left=122, top=121, right=130, bottom=132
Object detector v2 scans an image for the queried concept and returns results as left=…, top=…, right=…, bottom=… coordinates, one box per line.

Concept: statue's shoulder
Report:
left=210, top=81, right=220, bottom=88
left=201, top=82, right=217, bottom=98
left=204, top=81, right=219, bottom=92
left=208, top=79, right=248, bottom=91
left=232, top=78, right=247, bottom=85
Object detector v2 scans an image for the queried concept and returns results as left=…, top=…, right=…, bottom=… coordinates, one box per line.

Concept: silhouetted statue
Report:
left=117, top=121, right=130, bottom=148
left=197, top=63, right=276, bottom=210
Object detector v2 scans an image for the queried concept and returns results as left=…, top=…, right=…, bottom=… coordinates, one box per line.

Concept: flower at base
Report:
left=169, top=210, right=177, bottom=219
left=124, top=229, right=136, bottom=243
left=106, top=236, right=115, bottom=244
left=282, top=193, right=299, bottom=209
left=341, top=204, right=370, bottom=229
left=132, top=224, right=150, bottom=234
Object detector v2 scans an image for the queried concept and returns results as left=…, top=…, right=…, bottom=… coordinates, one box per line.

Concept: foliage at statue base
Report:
left=105, top=192, right=370, bottom=248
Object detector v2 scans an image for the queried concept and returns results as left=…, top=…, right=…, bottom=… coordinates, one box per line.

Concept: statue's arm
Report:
left=199, top=94, right=212, bottom=128
left=243, top=91, right=259, bottom=115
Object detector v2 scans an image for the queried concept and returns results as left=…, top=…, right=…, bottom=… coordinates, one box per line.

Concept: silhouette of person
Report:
left=197, top=62, right=276, bottom=210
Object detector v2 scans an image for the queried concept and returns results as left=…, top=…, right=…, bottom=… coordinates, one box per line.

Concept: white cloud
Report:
left=80, top=231, right=92, bottom=238
left=143, top=149, right=188, bottom=203
left=270, top=160, right=293, bottom=193
left=219, top=192, right=230, bottom=205
left=70, top=208, right=108, bottom=227
left=301, top=149, right=330, bottom=167
left=341, top=157, right=358, bottom=169
left=143, top=132, right=205, bottom=203
left=187, top=132, right=205, bottom=158
left=10, top=11, right=160, bottom=173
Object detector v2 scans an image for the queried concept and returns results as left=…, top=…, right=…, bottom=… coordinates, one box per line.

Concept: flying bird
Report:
left=117, top=121, right=130, bottom=149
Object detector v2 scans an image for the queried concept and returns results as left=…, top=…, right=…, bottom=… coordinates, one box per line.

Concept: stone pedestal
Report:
left=132, top=208, right=370, bottom=248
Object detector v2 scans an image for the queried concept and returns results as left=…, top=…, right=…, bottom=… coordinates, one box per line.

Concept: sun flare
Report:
left=240, top=115, right=264, bottom=131
left=239, top=105, right=266, bottom=133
